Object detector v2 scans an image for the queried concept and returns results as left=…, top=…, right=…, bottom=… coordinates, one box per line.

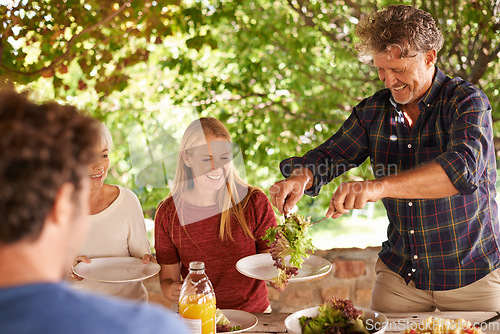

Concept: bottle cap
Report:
left=189, top=261, right=205, bottom=270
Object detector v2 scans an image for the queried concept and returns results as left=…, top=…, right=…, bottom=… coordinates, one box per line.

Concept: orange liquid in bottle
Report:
left=179, top=294, right=216, bottom=334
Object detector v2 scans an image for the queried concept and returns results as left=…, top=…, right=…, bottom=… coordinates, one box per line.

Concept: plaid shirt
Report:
left=280, top=67, right=500, bottom=291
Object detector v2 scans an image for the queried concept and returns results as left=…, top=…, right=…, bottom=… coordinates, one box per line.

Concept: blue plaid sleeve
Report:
left=434, top=83, right=493, bottom=195
left=280, top=107, right=370, bottom=196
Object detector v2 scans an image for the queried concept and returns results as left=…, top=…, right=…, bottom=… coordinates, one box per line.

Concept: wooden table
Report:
left=247, top=311, right=500, bottom=333
left=247, top=313, right=288, bottom=333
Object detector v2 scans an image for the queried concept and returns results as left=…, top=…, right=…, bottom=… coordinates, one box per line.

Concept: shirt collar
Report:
left=389, top=95, right=399, bottom=111
left=389, top=66, right=446, bottom=111
left=419, top=66, right=445, bottom=107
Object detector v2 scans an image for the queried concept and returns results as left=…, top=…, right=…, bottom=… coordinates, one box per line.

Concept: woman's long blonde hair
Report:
left=165, top=117, right=257, bottom=241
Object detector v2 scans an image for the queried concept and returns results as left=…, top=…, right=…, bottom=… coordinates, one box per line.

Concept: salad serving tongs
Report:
left=282, top=213, right=330, bottom=226
left=312, top=213, right=337, bottom=225
left=479, top=311, right=500, bottom=326
left=312, top=217, right=328, bottom=225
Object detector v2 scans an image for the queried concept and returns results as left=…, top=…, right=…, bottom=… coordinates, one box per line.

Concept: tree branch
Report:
left=267, top=24, right=350, bottom=94
left=342, top=0, right=364, bottom=18
left=286, top=0, right=338, bottom=42
left=489, top=43, right=500, bottom=62
left=0, top=0, right=133, bottom=76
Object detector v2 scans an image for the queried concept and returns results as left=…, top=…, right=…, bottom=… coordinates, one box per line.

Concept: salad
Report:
left=299, top=298, right=370, bottom=334
left=262, top=213, right=316, bottom=291
left=216, top=309, right=241, bottom=332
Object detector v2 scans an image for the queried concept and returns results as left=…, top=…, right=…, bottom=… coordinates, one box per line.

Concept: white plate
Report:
left=285, top=306, right=388, bottom=334
left=72, top=257, right=160, bottom=283
left=217, top=309, right=258, bottom=333
left=236, top=253, right=332, bottom=282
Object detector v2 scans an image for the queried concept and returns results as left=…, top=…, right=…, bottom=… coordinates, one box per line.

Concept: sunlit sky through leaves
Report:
left=0, top=0, right=24, bottom=7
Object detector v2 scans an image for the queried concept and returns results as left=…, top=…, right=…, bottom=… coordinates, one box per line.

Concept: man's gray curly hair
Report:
left=355, top=5, right=444, bottom=59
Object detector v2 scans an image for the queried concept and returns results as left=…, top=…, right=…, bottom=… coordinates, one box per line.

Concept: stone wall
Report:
left=145, top=246, right=381, bottom=313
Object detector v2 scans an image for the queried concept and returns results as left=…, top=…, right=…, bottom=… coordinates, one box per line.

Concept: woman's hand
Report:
left=141, top=254, right=156, bottom=264
left=159, top=263, right=182, bottom=303
left=164, top=280, right=182, bottom=303
left=69, top=255, right=91, bottom=281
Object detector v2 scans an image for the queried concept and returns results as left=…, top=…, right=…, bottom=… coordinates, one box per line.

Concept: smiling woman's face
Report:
left=186, top=137, right=233, bottom=193
left=88, top=143, right=110, bottom=190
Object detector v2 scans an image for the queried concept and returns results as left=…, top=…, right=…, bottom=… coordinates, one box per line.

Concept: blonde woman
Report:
left=72, top=122, right=153, bottom=301
left=155, top=117, right=277, bottom=312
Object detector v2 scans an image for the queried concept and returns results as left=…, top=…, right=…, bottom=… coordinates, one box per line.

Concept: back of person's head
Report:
left=0, top=89, right=99, bottom=244
left=355, top=5, right=444, bottom=58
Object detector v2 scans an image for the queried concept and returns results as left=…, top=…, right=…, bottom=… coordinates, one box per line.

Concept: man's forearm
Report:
left=380, top=162, right=459, bottom=199
left=290, top=166, right=314, bottom=191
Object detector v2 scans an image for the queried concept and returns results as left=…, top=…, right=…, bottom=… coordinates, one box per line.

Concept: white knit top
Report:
left=72, top=186, right=151, bottom=301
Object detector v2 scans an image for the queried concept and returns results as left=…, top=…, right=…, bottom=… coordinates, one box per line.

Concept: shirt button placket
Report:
left=408, top=201, right=416, bottom=278
left=411, top=227, right=418, bottom=275
left=406, top=142, right=413, bottom=169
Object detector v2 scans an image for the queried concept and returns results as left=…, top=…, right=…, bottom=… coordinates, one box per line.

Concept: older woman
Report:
left=72, top=122, right=153, bottom=301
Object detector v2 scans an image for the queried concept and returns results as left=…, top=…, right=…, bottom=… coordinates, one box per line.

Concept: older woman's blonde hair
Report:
left=163, top=117, right=258, bottom=241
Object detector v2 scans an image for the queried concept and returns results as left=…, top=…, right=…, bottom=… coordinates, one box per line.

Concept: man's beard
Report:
left=392, top=76, right=426, bottom=106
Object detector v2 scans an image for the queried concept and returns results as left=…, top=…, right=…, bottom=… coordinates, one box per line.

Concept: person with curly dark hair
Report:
left=271, top=5, right=499, bottom=312
left=0, top=89, right=188, bottom=334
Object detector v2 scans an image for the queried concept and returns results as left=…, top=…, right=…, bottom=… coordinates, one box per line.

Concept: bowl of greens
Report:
left=284, top=298, right=387, bottom=334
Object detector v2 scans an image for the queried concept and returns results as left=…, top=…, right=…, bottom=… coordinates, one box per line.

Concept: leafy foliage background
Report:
left=1, top=0, right=499, bottom=225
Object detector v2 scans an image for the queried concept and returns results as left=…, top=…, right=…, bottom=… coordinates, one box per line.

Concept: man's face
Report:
left=373, top=48, right=434, bottom=106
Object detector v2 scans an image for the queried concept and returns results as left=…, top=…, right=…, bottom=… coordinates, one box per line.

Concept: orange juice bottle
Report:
left=179, top=261, right=216, bottom=334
